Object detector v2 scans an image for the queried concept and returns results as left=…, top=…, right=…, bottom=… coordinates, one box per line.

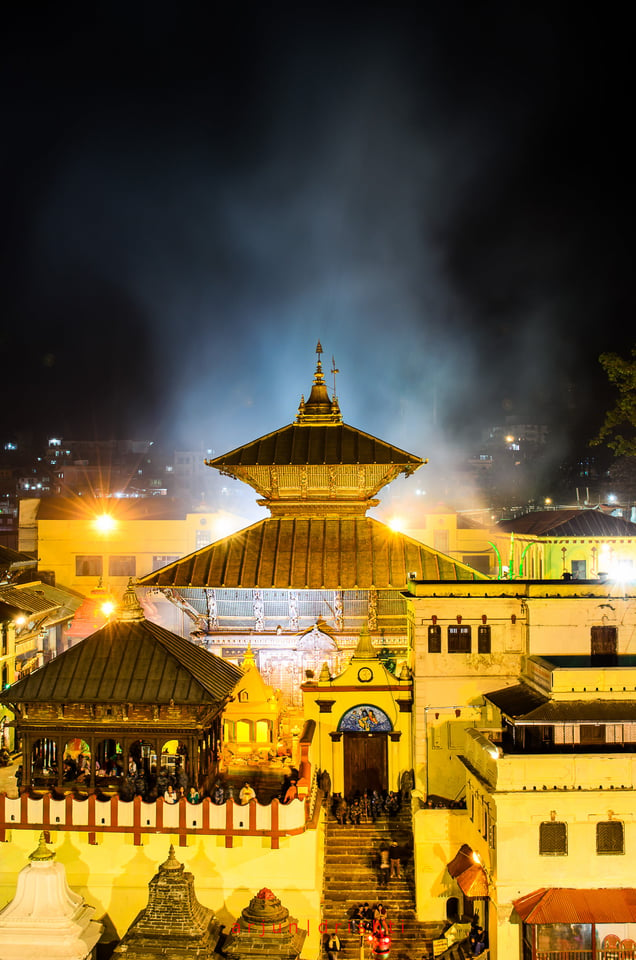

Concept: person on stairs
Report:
left=378, top=841, right=390, bottom=888
left=326, top=931, right=342, bottom=959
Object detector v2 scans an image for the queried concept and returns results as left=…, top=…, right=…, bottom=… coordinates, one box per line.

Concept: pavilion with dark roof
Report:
left=0, top=581, right=243, bottom=794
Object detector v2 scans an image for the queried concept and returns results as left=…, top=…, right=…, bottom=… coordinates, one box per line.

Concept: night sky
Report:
left=1, top=5, right=633, bottom=485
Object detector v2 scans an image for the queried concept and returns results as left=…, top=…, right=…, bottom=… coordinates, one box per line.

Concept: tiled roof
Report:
left=496, top=508, right=636, bottom=537
left=138, top=517, right=488, bottom=589
left=514, top=887, right=636, bottom=923
left=206, top=423, right=423, bottom=469
left=0, top=617, right=242, bottom=705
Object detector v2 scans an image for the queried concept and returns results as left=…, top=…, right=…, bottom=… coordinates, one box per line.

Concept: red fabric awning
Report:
left=514, top=888, right=636, bottom=924
left=447, top=844, right=489, bottom=898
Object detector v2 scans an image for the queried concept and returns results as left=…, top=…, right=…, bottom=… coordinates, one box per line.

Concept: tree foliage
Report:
left=592, top=347, right=636, bottom=456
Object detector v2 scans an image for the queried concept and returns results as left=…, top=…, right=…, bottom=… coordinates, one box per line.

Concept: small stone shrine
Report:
left=223, top=887, right=306, bottom=959
left=0, top=832, right=103, bottom=960
left=113, top=845, right=221, bottom=959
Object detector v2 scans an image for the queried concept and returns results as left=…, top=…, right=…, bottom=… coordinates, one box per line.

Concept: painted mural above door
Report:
left=338, top=705, right=392, bottom=732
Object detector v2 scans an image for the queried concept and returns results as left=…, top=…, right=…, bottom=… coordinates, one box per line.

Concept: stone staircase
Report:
left=320, top=804, right=444, bottom=959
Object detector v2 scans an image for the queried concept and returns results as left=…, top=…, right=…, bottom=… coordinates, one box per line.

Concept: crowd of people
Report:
left=351, top=900, right=391, bottom=936
left=332, top=788, right=402, bottom=825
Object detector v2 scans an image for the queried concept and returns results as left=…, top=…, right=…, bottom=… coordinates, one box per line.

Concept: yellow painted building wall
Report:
left=0, top=824, right=326, bottom=958
left=409, top=586, right=525, bottom=800
left=302, top=659, right=413, bottom=795
left=403, top=510, right=495, bottom=577
left=32, top=507, right=243, bottom=599
left=461, top=732, right=636, bottom=960
left=408, top=582, right=636, bottom=801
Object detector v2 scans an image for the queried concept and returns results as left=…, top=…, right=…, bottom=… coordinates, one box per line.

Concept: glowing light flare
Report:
left=607, top=561, right=635, bottom=582
left=387, top=516, right=405, bottom=532
left=101, top=602, right=115, bottom=617
left=212, top=514, right=240, bottom=538
left=94, top=513, right=117, bottom=533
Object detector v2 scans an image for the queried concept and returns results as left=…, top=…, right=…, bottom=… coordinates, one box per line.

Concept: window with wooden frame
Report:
left=477, top=625, right=491, bottom=653
left=428, top=625, right=442, bottom=652
left=448, top=625, right=471, bottom=653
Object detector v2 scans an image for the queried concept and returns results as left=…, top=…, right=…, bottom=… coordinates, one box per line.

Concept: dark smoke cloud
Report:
left=1, top=4, right=632, bottom=502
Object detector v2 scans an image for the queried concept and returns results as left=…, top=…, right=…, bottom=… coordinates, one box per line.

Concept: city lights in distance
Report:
left=94, top=514, right=117, bottom=533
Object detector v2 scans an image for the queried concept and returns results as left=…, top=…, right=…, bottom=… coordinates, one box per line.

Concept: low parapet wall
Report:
left=0, top=792, right=307, bottom=848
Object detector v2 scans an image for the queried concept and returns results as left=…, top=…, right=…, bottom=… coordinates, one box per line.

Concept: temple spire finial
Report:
left=28, top=832, right=55, bottom=861
left=119, top=578, right=145, bottom=622
left=295, top=342, right=343, bottom=425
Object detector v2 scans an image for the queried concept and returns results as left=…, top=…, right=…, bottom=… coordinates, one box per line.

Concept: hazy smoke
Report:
left=1, top=6, right=632, bottom=509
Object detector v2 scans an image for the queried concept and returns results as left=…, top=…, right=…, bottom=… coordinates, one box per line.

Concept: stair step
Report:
left=320, top=807, right=442, bottom=959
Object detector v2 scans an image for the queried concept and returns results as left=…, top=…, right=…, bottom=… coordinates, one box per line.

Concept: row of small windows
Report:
left=75, top=556, right=180, bottom=577
left=428, top=624, right=491, bottom=654
left=540, top=820, right=624, bottom=856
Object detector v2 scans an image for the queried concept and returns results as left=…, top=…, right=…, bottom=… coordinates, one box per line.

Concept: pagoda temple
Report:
left=0, top=581, right=243, bottom=793
left=139, top=343, right=486, bottom=703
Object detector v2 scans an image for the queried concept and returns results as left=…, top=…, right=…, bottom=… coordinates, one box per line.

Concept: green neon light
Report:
left=518, top=541, right=536, bottom=578
left=488, top=541, right=503, bottom=580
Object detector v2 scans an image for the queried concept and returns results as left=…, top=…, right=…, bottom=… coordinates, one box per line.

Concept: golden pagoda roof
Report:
left=206, top=421, right=423, bottom=470
left=205, top=344, right=423, bottom=473
left=138, top=516, right=488, bottom=590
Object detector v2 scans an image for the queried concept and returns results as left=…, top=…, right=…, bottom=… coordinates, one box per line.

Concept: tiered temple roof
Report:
left=140, top=344, right=486, bottom=592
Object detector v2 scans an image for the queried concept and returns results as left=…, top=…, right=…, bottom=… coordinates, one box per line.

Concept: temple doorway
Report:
left=343, top=733, right=388, bottom=795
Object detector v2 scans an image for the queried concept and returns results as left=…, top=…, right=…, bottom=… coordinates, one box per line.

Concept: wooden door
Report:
left=343, top=733, right=388, bottom=797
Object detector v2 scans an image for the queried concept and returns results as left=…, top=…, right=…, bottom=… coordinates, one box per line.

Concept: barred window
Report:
left=428, top=625, right=442, bottom=653
left=478, top=625, right=491, bottom=653
left=540, top=821, right=567, bottom=855
left=448, top=625, right=471, bottom=653
left=597, top=820, right=624, bottom=855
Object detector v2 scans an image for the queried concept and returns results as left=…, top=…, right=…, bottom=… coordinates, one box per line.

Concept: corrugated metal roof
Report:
left=447, top=845, right=488, bottom=898
left=0, top=617, right=242, bottom=705
left=206, top=423, right=423, bottom=469
left=497, top=509, right=636, bottom=538
left=513, top=887, right=636, bottom=923
left=0, top=585, right=58, bottom=615
left=138, top=517, right=488, bottom=590
left=484, top=683, right=551, bottom=717
left=485, top=684, right=636, bottom=722
left=0, top=545, right=34, bottom=566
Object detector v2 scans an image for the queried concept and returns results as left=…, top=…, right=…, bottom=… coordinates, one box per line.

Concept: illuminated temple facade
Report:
left=139, top=344, right=486, bottom=703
